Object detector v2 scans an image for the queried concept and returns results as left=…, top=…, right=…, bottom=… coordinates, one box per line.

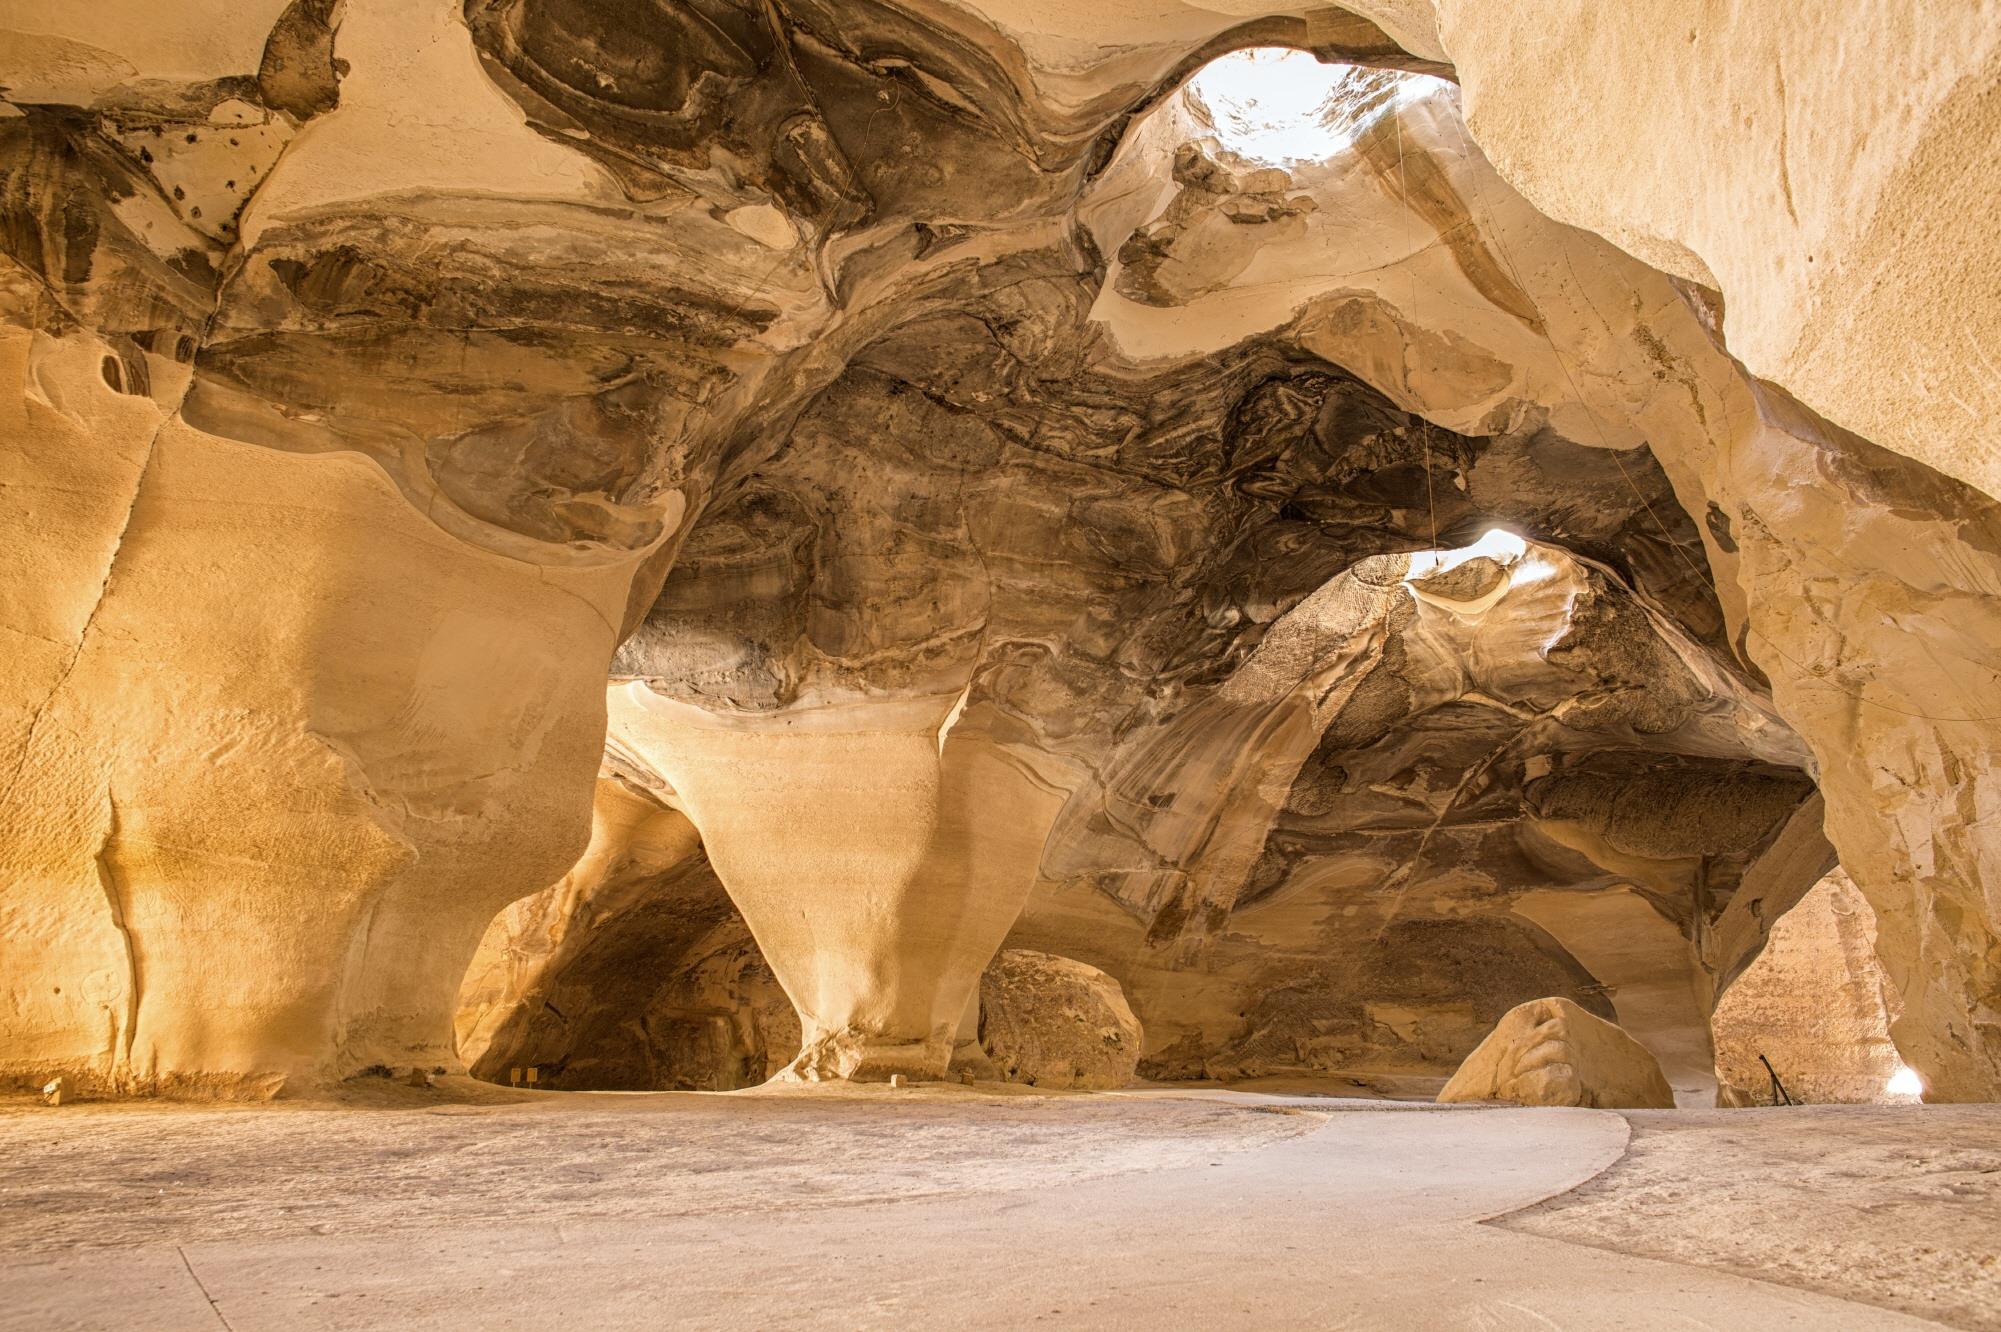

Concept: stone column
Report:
left=611, top=685, right=1066, bottom=1081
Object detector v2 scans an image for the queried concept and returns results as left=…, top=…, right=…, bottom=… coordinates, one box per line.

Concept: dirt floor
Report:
left=1503, top=1105, right=2001, bottom=1331
left=0, top=1083, right=1994, bottom=1330
left=0, top=1079, right=1315, bottom=1253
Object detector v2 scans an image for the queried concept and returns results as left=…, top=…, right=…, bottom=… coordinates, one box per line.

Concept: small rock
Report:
left=40, top=1077, right=67, bottom=1107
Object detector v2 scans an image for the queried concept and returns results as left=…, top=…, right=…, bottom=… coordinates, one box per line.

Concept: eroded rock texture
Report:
left=979, top=950, right=1143, bottom=1090
left=1437, top=996, right=1675, bottom=1110
left=1712, top=869, right=1907, bottom=1107
left=456, top=779, right=800, bottom=1090
left=453, top=790, right=1145, bottom=1091
left=0, top=2, right=706, bottom=1095
left=3, top=0, right=1997, bottom=1098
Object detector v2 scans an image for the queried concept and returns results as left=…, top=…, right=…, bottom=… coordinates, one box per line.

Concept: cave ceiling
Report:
left=3, top=0, right=1999, bottom=1099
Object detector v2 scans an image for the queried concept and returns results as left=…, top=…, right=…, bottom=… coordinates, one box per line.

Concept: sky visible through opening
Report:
left=1186, top=47, right=1447, bottom=166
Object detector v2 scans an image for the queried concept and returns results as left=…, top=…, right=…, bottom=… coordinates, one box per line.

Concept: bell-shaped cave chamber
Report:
left=445, top=50, right=1938, bottom=1106
left=8, top=3, right=2001, bottom=1324
left=0, top=0, right=1986, bottom=1114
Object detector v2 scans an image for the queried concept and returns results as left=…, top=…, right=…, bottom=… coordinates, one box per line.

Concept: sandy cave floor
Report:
left=0, top=1081, right=1320, bottom=1252
left=1503, top=1106, right=2001, bottom=1331
left=0, top=1082, right=1995, bottom=1330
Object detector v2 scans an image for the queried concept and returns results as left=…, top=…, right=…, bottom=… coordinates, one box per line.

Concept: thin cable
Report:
left=1394, top=104, right=1439, bottom=549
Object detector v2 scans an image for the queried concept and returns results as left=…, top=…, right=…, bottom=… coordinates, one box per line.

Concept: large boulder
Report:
left=979, top=951, right=1143, bottom=1090
left=1438, top=997, right=1673, bottom=1109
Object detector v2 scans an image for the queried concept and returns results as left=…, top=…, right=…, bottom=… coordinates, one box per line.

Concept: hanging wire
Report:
left=1394, top=100, right=1440, bottom=550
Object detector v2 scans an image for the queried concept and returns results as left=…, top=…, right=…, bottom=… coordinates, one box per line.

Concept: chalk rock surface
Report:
left=979, top=951, right=1143, bottom=1091
left=2, top=0, right=1999, bottom=1102
left=1711, top=870, right=1907, bottom=1107
left=1438, top=997, right=1674, bottom=1109
left=456, top=779, right=800, bottom=1091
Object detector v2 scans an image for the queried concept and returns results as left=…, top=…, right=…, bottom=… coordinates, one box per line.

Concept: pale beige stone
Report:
left=455, top=777, right=800, bottom=1091
left=1, top=0, right=1997, bottom=1106
left=607, top=690, right=1068, bottom=1082
left=0, top=378, right=636, bottom=1095
left=1058, top=67, right=2001, bottom=1097
left=1439, top=997, right=1674, bottom=1109
left=1712, top=870, right=1907, bottom=1106
left=955, top=0, right=2001, bottom=500
left=1513, top=887, right=1715, bottom=1108
left=2, top=5, right=2000, bottom=1325
left=1428, top=0, right=2001, bottom=502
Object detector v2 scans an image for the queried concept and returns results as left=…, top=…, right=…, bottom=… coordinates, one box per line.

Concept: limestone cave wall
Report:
left=1, top=0, right=1995, bottom=1100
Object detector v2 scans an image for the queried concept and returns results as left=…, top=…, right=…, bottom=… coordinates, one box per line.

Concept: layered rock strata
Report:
left=1, top=0, right=1996, bottom=1099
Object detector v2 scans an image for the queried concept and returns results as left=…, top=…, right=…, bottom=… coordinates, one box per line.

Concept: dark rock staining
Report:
left=3, top=0, right=1997, bottom=1103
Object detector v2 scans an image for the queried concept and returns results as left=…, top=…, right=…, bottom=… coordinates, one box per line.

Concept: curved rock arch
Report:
left=0, top=0, right=1993, bottom=1101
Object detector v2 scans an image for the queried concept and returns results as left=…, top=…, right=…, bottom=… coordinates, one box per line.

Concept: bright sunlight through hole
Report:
left=1405, top=528, right=1528, bottom=583
left=1186, top=48, right=1447, bottom=166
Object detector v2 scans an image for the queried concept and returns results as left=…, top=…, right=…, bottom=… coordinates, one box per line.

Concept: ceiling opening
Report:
left=1183, top=47, right=1450, bottom=167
